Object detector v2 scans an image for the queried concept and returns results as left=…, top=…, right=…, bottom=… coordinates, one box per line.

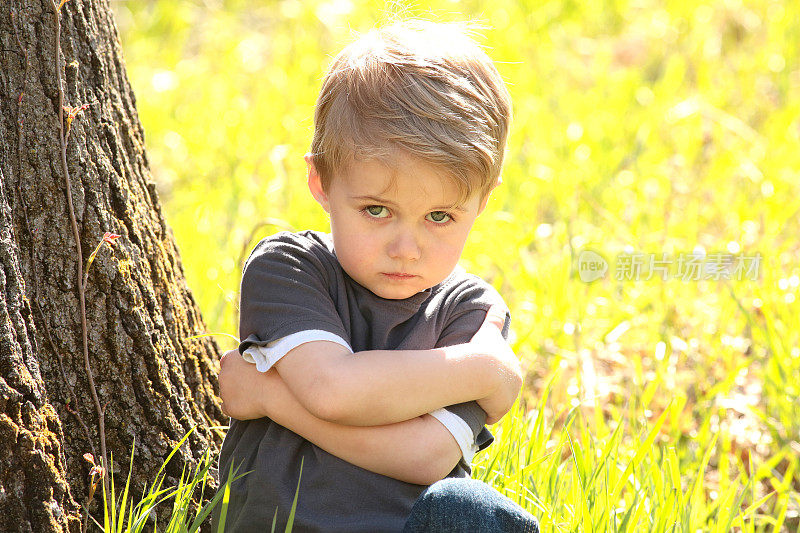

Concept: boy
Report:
left=214, top=20, right=538, bottom=532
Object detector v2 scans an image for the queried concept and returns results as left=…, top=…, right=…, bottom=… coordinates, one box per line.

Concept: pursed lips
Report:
left=381, top=272, right=418, bottom=279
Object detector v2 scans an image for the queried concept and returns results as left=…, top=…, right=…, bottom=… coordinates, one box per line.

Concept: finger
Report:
left=481, top=304, right=507, bottom=331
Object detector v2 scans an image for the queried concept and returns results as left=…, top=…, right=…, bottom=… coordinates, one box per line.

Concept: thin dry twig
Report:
left=11, top=0, right=97, bottom=472
left=50, top=0, right=109, bottom=517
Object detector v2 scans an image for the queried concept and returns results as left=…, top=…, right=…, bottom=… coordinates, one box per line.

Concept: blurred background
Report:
left=112, top=0, right=799, bottom=527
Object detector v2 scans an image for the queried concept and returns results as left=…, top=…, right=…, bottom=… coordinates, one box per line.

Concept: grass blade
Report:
left=284, top=457, right=304, bottom=533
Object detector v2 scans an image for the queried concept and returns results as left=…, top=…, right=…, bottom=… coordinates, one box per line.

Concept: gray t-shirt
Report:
left=215, top=231, right=510, bottom=533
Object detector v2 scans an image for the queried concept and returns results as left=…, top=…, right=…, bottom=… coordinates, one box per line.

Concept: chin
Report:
left=369, top=283, right=426, bottom=300
left=350, top=271, right=435, bottom=300
left=372, top=287, right=419, bottom=300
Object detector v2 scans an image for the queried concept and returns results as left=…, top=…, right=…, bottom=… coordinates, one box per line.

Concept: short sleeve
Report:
left=238, top=233, right=349, bottom=354
left=432, top=278, right=512, bottom=465
left=242, top=330, right=353, bottom=372
left=435, top=306, right=511, bottom=350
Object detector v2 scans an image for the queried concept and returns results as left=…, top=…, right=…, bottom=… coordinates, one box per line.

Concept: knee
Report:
left=422, top=478, right=491, bottom=506
left=413, top=478, right=540, bottom=533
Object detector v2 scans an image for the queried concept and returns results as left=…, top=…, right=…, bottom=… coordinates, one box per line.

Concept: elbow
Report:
left=509, top=358, right=524, bottom=394
left=407, top=417, right=463, bottom=485
left=220, top=400, right=241, bottom=420
left=391, top=454, right=445, bottom=486
left=410, top=451, right=460, bottom=486
left=513, top=372, right=524, bottom=398
left=296, top=364, right=350, bottom=423
left=304, top=395, right=343, bottom=423
left=415, top=465, right=455, bottom=486
left=429, top=444, right=462, bottom=485
left=504, top=365, right=524, bottom=404
left=218, top=354, right=244, bottom=419
left=219, top=392, right=247, bottom=420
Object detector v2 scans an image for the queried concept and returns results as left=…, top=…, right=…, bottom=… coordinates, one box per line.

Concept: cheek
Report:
left=433, top=230, right=471, bottom=264
left=430, top=239, right=462, bottom=265
left=334, top=226, right=378, bottom=266
left=442, top=228, right=471, bottom=252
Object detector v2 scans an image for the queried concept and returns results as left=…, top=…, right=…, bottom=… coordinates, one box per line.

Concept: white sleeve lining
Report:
left=241, top=330, right=353, bottom=372
left=428, top=408, right=479, bottom=463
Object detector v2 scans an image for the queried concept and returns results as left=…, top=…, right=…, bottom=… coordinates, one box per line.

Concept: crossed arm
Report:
left=218, top=305, right=523, bottom=485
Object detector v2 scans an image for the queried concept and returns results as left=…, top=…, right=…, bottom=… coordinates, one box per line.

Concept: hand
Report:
left=471, top=305, right=523, bottom=424
left=219, top=349, right=278, bottom=420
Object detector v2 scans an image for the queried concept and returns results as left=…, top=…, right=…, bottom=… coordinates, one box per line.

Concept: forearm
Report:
left=329, top=344, right=500, bottom=426
left=331, top=307, right=522, bottom=427
left=270, top=339, right=500, bottom=426
left=262, top=369, right=461, bottom=485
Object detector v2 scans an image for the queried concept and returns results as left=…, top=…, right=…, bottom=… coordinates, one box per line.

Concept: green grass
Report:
left=92, top=427, right=242, bottom=532
left=111, top=0, right=800, bottom=530
left=93, top=428, right=303, bottom=532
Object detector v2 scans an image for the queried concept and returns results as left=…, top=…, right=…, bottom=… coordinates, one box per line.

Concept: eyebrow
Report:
left=350, top=195, right=467, bottom=212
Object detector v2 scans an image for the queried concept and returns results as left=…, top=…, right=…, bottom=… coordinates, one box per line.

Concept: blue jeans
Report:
left=402, top=478, right=539, bottom=533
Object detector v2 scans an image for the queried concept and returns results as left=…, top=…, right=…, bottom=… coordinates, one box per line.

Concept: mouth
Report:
left=381, top=272, right=418, bottom=280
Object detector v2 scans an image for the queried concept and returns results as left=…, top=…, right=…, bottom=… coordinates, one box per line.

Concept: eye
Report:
left=426, top=211, right=452, bottom=224
left=364, top=205, right=390, bottom=218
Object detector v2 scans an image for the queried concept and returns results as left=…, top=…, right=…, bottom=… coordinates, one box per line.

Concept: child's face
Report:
left=307, top=152, right=491, bottom=300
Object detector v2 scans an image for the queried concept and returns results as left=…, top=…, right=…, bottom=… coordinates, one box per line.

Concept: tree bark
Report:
left=0, top=0, right=225, bottom=530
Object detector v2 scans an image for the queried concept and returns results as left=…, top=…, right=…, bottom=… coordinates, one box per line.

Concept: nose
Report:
left=387, top=228, right=421, bottom=261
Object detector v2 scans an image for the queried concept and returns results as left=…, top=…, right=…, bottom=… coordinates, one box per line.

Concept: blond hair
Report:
left=310, top=20, right=512, bottom=202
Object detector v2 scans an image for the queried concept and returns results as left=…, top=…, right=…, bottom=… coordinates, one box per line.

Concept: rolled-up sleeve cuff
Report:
left=428, top=408, right=479, bottom=463
left=241, top=330, right=352, bottom=372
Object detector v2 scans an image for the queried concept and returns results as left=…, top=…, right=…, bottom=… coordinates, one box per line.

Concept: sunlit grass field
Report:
left=112, top=0, right=800, bottom=530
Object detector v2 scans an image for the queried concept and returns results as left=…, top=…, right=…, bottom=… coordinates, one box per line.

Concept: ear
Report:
left=305, top=153, right=331, bottom=213
left=477, top=176, right=502, bottom=215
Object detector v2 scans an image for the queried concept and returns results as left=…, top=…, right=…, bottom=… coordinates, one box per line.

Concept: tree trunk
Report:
left=0, top=0, right=225, bottom=530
